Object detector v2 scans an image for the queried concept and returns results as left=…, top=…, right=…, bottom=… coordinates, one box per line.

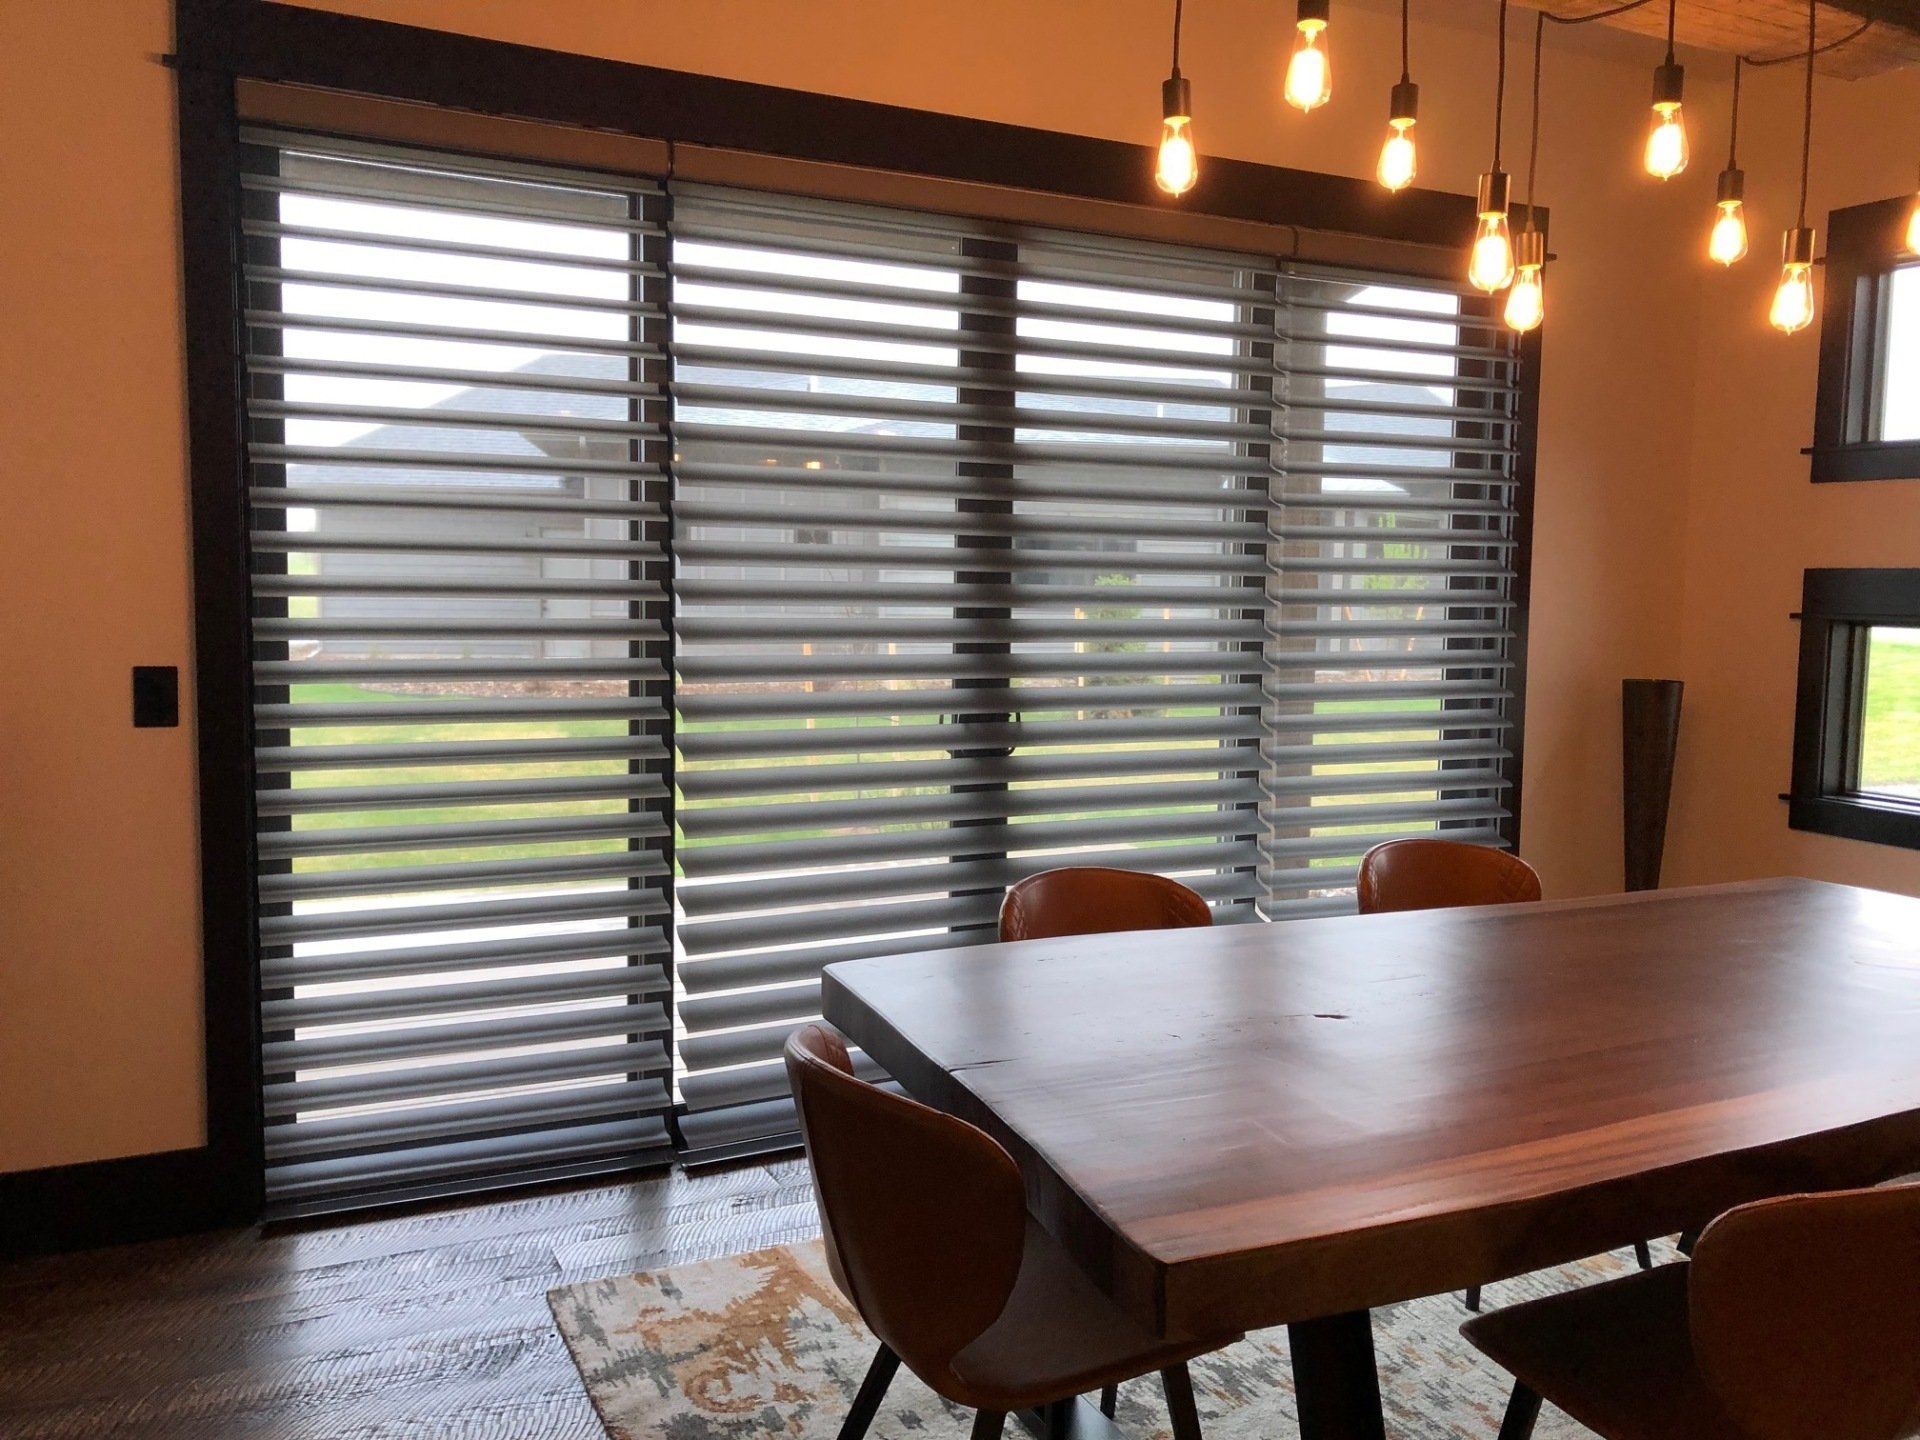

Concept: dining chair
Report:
left=1000, top=865, right=1212, bottom=943
left=1461, top=1184, right=1920, bottom=1440
left=1355, top=838, right=1651, bottom=1310
left=785, top=1023, right=1233, bottom=1439
left=1355, top=837, right=1543, bottom=915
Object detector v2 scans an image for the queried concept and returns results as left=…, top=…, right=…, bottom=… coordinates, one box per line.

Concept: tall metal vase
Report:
left=1622, top=679, right=1684, bottom=892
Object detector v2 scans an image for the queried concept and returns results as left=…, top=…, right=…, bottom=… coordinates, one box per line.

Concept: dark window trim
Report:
left=1789, top=568, right=1920, bottom=850
left=117, top=0, right=1542, bottom=1247
left=1811, top=194, right=1920, bottom=484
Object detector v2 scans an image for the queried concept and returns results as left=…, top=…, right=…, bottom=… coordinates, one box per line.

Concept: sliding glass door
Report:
left=234, top=131, right=1529, bottom=1206
left=241, top=134, right=675, bottom=1209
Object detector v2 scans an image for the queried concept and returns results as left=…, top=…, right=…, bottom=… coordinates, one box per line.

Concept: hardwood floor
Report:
left=0, top=1159, right=822, bottom=1439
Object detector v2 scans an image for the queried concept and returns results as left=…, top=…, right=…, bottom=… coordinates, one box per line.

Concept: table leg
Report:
left=1289, top=1310, right=1386, bottom=1440
left=1015, top=1396, right=1130, bottom=1439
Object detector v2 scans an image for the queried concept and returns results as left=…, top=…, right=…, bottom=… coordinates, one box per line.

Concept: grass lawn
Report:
left=283, top=681, right=1475, bottom=878
left=1861, top=629, right=1920, bottom=792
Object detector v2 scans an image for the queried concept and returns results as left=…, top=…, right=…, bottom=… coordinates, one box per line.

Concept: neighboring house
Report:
left=296, top=355, right=1455, bottom=660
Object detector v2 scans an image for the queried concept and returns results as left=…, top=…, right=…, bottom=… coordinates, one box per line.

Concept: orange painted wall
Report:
left=0, top=0, right=1905, bottom=1171
left=1664, top=63, right=1920, bottom=898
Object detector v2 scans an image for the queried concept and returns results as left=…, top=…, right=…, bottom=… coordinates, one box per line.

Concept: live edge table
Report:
left=821, top=879, right=1920, bottom=1440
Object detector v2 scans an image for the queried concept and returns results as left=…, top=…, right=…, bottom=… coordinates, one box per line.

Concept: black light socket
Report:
left=1784, top=226, right=1817, bottom=267
left=1515, top=229, right=1546, bottom=270
left=1477, top=168, right=1512, bottom=217
left=132, top=666, right=180, bottom=728
left=1389, top=79, right=1420, bottom=125
left=1162, top=72, right=1192, bottom=120
left=1297, top=0, right=1330, bottom=26
left=1652, top=60, right=1685, bottom=108
left=1716, top=166, right=1746, bottom=205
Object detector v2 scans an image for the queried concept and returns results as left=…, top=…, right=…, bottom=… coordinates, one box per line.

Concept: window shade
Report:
left=670, top=187, right=1275, bottom=1159
left=1259, top=266, right=1522, bottom=919
left=241, top=132, right=675, bottom=1208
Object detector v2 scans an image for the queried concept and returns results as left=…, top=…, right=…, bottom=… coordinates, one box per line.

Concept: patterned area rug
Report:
left=550, top=1237, right=1676, bottom=1439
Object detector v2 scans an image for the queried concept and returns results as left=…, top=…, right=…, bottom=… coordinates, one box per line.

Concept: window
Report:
left=235, top=134, right=1535, bottom=1200
left=242, top=133, right=675, bottom=1209
left=1810, top=195, right=1920, bottom=483
left=1790, top=569, right=1920, bottom=850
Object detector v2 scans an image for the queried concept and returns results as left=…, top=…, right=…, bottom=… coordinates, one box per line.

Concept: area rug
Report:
left=550, top=1237, right=1674, bottom=1439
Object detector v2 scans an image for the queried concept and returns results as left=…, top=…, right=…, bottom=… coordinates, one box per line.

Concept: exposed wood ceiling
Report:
left=1512, top=1, right=1920, bottom=80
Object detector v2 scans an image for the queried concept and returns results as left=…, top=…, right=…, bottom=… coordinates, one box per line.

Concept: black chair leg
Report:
left=1634, top=1239, right=1653, bottom=1270
left=971, top=1411, right=1007, bottom=1440
left=1677, top=1228, right=1700, bottom=1256
left=1496, top=1382, right=1542, bottom=1440
left=837, top=1343, right=899, bottom=1440
left=1161, top=1364, right=1204, bottom=1440
left=1098, top=1384, right=1119, bottom=1418
left=1464, top=1285, right=1483, bottom=1312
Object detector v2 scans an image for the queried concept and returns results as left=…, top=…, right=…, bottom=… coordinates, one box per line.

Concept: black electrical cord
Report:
left=1742, top=12, right=1874, bottom=67
left=1797, top=0, right=1815, bottom=228
left=1493, top=0, right=1509, bottom=170
left=1524, top=11, right=1545, bottom=233
left=1401, top=0, right=1412, bottom=82
left=1726, top=55, right=1742, bottom=170
left=1171, top=0, right=1184, bottom=75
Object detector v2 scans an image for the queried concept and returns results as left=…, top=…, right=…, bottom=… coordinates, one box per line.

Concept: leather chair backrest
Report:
left=1691, top=1184, right=1920, bottom=1440
left=784, top=1024, right=1027, bottom=1388
left=1000, top=866, right=1212, bottom=943
left=1355, top=839, right=1542, bottom=915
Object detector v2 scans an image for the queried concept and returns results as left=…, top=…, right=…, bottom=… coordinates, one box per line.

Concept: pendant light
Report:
left=1644, top=0, right=1690, bottom=179
left=1506, top=13, right=1547, bottom=333
left=1708, top=58, right=1750, bottom=265
left=1155, top=0, right=1198, bottom=196
left=1378, top=0, right=1419, bottom=191
left=1771, top=0, right=1820, bottom=335
left=1470, top=0, right=1517, bottom=295
left=1285, top=0, right=1333, bottom=113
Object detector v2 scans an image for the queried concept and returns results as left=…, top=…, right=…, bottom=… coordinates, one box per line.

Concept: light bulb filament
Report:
left=1771, top=263, right=1816, bottom=334
left=1155, top=114, right=1198, bottom=197
left=1709, top=200, right=1749, bottom=266
left=1469, top=214, right=1516, bottom=295
left=1378, top=119, right=1417, bottom=192
left=1286, top=22, right=1332, bottom=112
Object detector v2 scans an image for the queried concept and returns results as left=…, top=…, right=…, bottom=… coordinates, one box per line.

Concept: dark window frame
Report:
left=1810, top=195, right=1920, bottom=484
left=21, top=0, right=1536, bottom=1248
left=1789, top=568, right=1920, bottom=850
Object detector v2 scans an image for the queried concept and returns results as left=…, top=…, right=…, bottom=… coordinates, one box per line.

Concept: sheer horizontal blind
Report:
left=1259, top=265, right=1524, bottom=920
left=241, top=131, right=675, bottom=1207
left=671, top=187, right=1272, bottom=1158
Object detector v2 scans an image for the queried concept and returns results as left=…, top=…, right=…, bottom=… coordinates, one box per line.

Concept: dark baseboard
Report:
left=0, top=1146, right=256, bottom=1260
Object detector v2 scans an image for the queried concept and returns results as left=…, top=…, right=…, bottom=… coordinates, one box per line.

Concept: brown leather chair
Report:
left=1355, top=837, right=1542, bottom=915
left=1000, top=866, right=1212, bottom=943
left=1462, top=1185, right=1920, bottom=1440
left=1355, top=839, right=1635, bottom=1309
left=785, top=1023, right=1231, bottom=1439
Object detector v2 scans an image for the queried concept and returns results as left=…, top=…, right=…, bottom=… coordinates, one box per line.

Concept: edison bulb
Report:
left=1469, top=214, right=1516, bottom=294
left=1708, top=201, right=1750, bottom=266
left=1504, top=267, right=1544, bottom=333
left=1378, top=120, right=1417, bottom=192
left=1907, top=193, right=1920, bottom=255
left=1771, top=263, right=1816, bottom=335
left=1285, top=24, right=1332, bottom=112
left=1644, top=102, right=1690, bottom=180
left=1155, top=115, right=1198, bottom=196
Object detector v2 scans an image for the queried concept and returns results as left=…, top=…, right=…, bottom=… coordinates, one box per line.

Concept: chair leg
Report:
left=971, top=1411, right=1007, bottom=1440
left=1634, top=1239, right=1653, bottom=1270
left=837, top=1344, right=900, bottom=1440
left=1464, top=1285, right=1483, bottom=1312
left=1098, top=1384, right=1119, bottom=1418
left=1677, top=1228, right=1700, bottom=1256
left=1162, top=1363, right=1204, bottom=1440
left=1496, top=1382, right=1542, bottom=1440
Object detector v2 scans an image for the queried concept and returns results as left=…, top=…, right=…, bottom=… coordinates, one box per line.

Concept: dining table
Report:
left=820, top=877, right=1920, bottom=1440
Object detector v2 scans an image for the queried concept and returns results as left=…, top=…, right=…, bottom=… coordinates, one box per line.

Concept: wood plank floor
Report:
left=0, top=1159, right=822, bottom=1439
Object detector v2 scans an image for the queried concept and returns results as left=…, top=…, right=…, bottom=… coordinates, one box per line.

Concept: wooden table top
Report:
left=822, top=879, right=1920, bottom=1339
